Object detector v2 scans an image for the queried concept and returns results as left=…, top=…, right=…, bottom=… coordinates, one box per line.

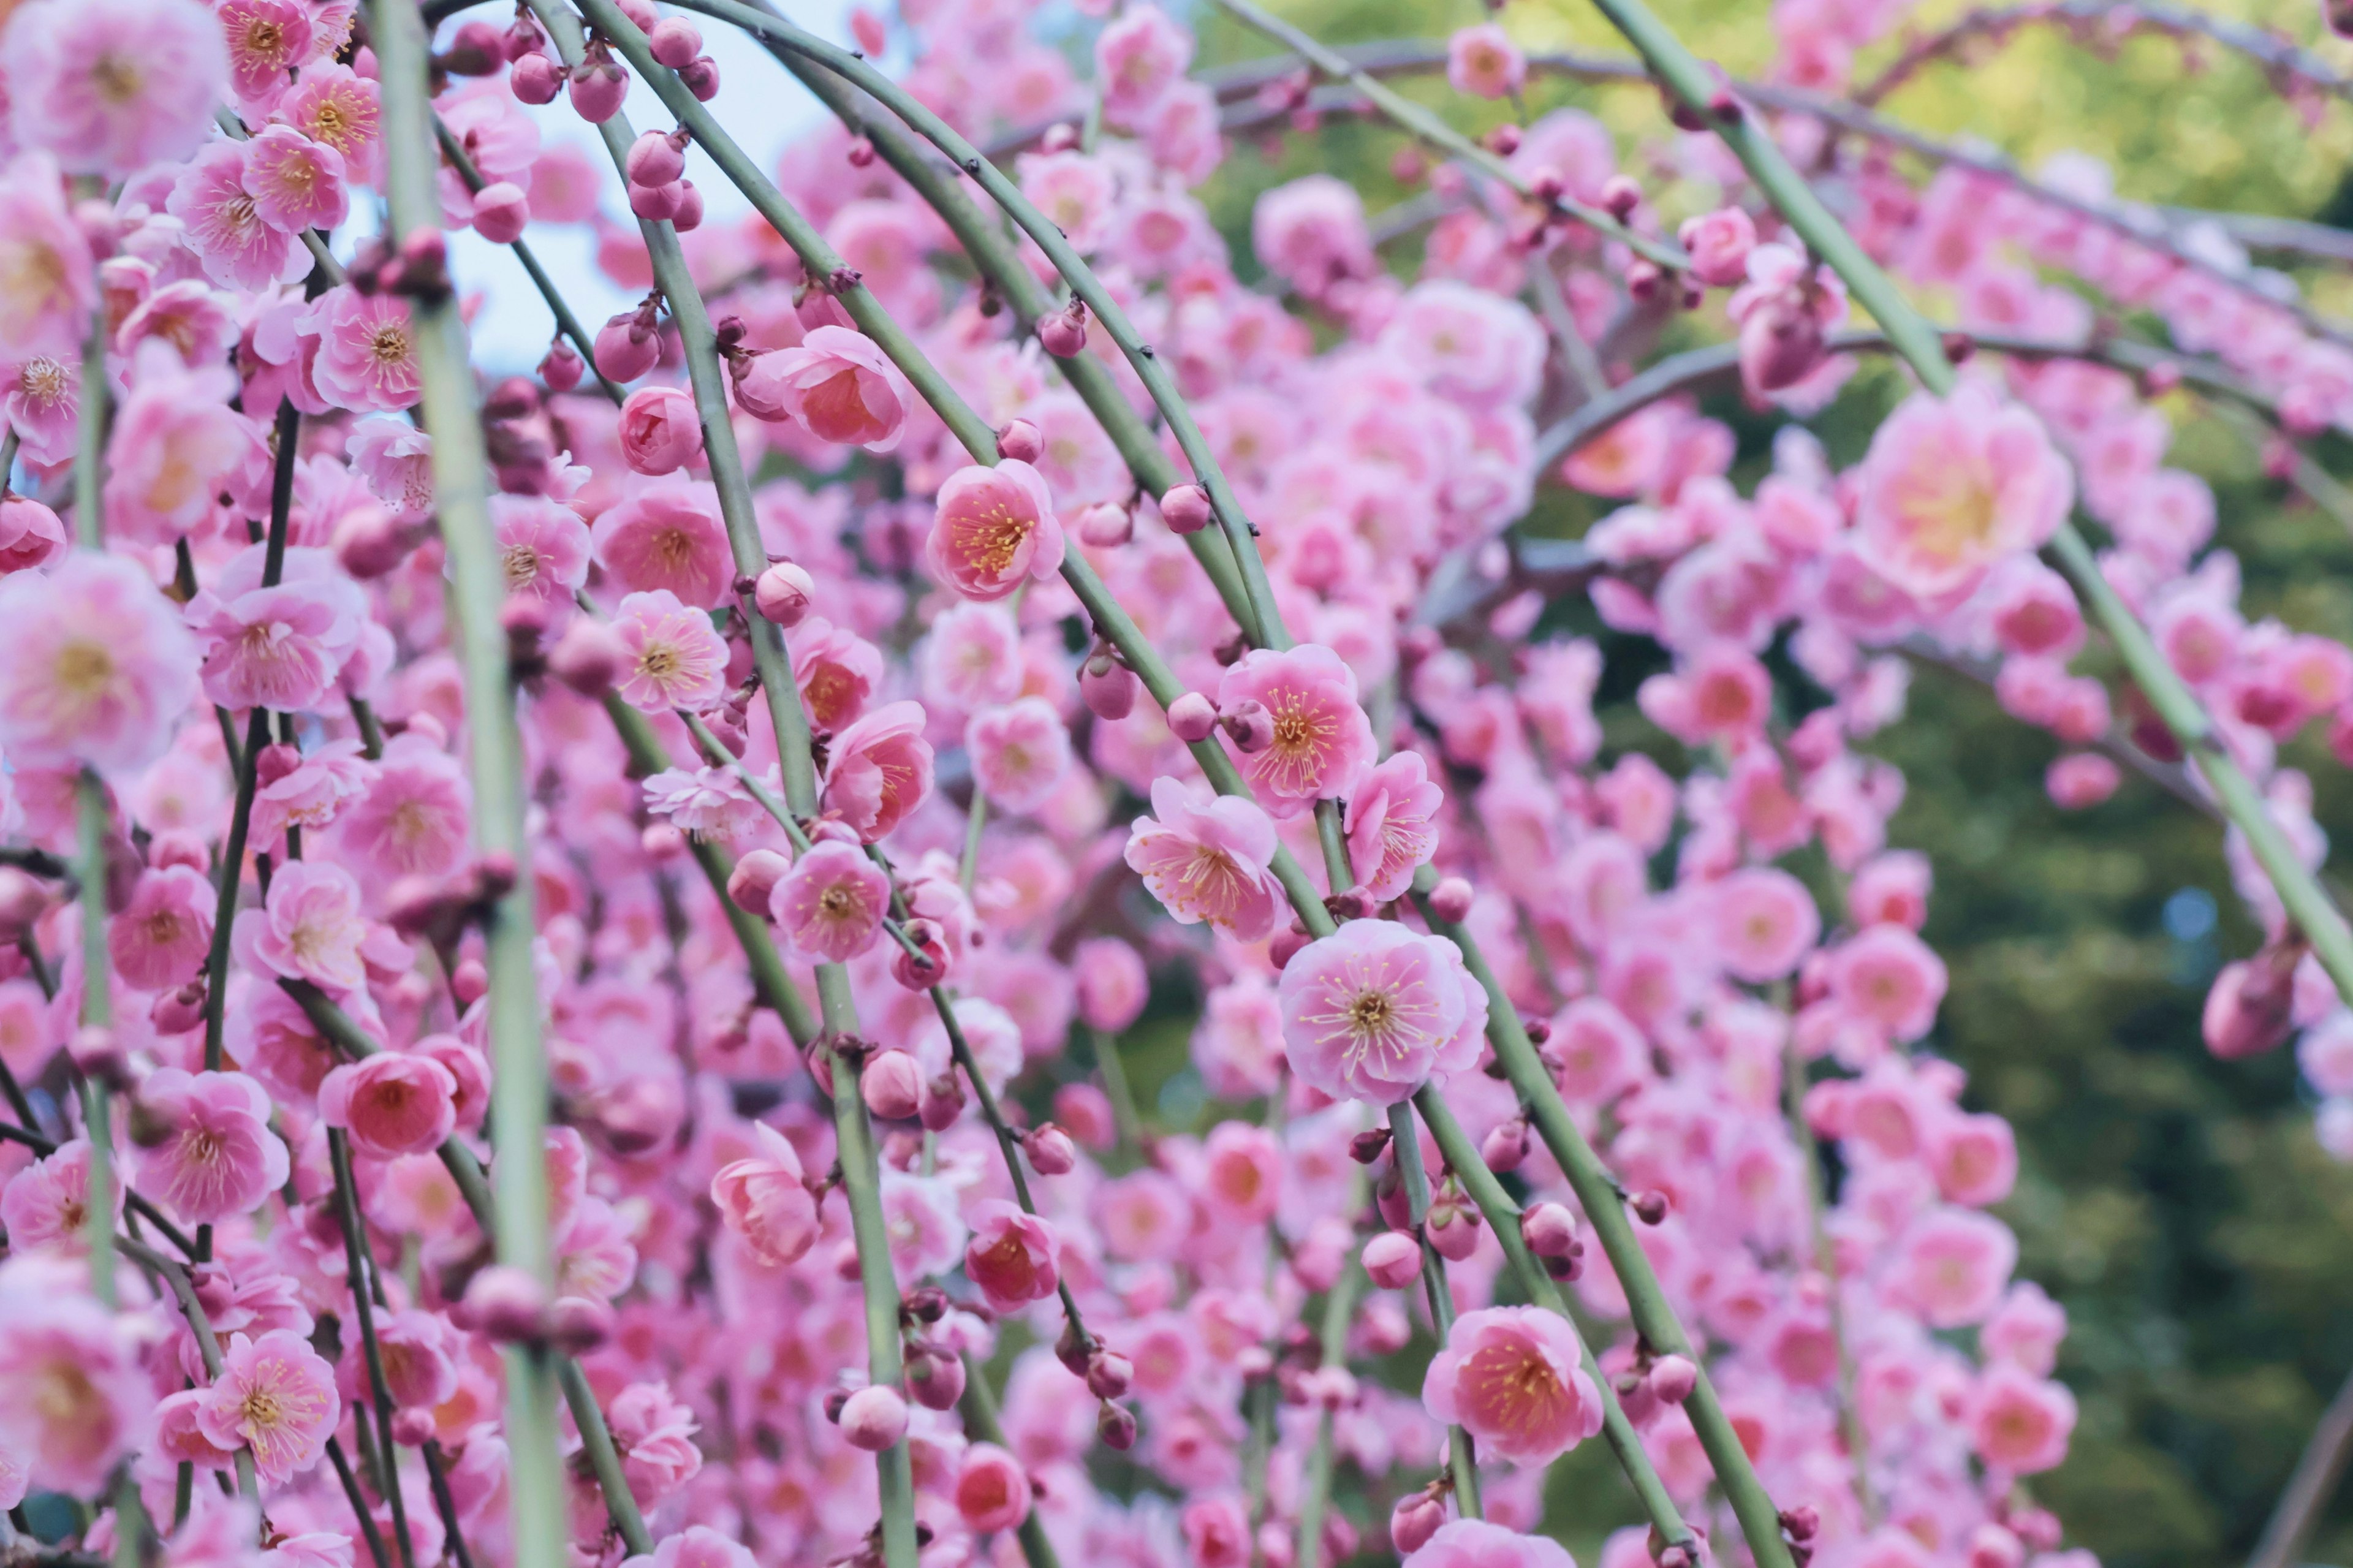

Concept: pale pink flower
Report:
left=1074, top=936, right=1148, bottom=1032
left=116, top=279, right=238, bottom=369
left=1253, top=175, right=1373, bottom=299
left=186, top=545, right=368, bottom=712
left=1890, top=1208, right=2017, bottom=1328
left=196, top=1330, right=339, bottom=1486
left=1381, top=281, right=1545, bottom=412
left=927, top=460, right=1064, bottom=602
left=642, top=767, right=765, bottom=843
left=1343, top=751, right=1443, bottom=902
left=2, top=0, right=229, bottom=176
left=647, top=1528, right=754, bottom=1568
left=964, top=1199, right=1060, bottom=1311
left=168, top=139, right=306, bottom=292
left=1446, top=24, right=1525, bottom=99
left=770, top=839, right=891, bottom=962
left=105, top=349, right=267, bottom=545
left=1968, top=1365, right=2076, bottom=1475
left=594, top=482, right=733, bottom=608
left=234, top=858, right=370, bottom=993
left=1853, top=385, right=2073, bottom=599
left=612, top=589, right=730, bottom=711
left=216, top=0, right=311, bottom=110
left=710, top=1121, right=819, bottom=1267
left=618, top=385, right=705, bottom=476
left=1017, top=151, right=1117, bottom=252
left=246, top=124, right=347, bottom=234
left=1403, top=1521, right=1578, bottom=1568
left=133, top=1069, right=290, bottom=1224
left=968, top=697, right=1070, bottom=814
left=108, top=864, right=214, bottom=991
left=309, top=287, right=422, bottom=412
left=0, top=1138, right=119, bottom=1251
left=0, top=155, right=95, bottom=362
left=0, top=550, right=200, bottom=773
left=4, top=353, right=82, bottom=468
left=319, top=1051, right=458, bottom=1159
left=738, top=325, right=912, bottom=453
left=275, top=63, right=379, bottom=185
left=1094, top=4, right=1192, bottom=127
left=0, top=1271, right=153, bottom=1494
left=1422, top=1306, right=1604, bottom=1466
left=1826, top=925, right=1947, bottom=1042
left=1982, top=1281, right=2068, bottom=1375
left=1928, top=1110, right=2018, bottom=1206
left=490, top=493, right=591, bottom=604
left=821, top=699, right=934, bottom=842
left=1279, top=919, right=1468, bottom=1104
left=879, top=1170, right=966, bottom=1278
left=1200, top=1121, right=1281, bottom=1225
left=920, top=603, right=1024, bottom=712
left=1709, top=868, right=1820, bottom=983
left=1122, top=777, right=1287, bottom=941
left=334, top=733, right=471, bottom=881
left=346, top=416, right=434, bottom=517
left=0, top=497, right=66, bottom=576
left=1217, top=644, right=1375, bottom=813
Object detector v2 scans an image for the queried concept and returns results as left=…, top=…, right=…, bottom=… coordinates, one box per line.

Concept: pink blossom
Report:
left=1981, top=1282, right=2068, bottom=1375
left=1123, top=777, right=1287, bottom=941
left=1928, top=1111, right=2018, bottom=1206
left=0, top=496, right=66, bottom=576
left=0, top=550, right=200, bottom=773
left=594, top=482, right=734, bottom=608
left=309, top=287, right=422, bottom=413
left=216, top=0, right=311, bottom=111
left=788, top=616, right=883, bottom=733
left=1074, top=937, right=1149, bottom=1032
left=234, top=858, right=370, bottom=993
left=167, top=140, right=305, bottom=294
left=319, top=1051, right=459, bottom=1159
left=1279, top=919, right=1468, bottom=1104
left=1403, top=1521, right=1578, bottom=1568
left=822, top=699, right=934, bottom=842
left=245, top=124, right=347, bottom=235
left=612, top=589, right=730, bottom=711
left=964, top=1199, right=1061, bottom=1311
left=1853, top=385, right=2074, bottom=599
left=1968, top=1365, right=2076, bottom=1474
left=710, top=1121, right=819, bottom=1267
left=0, top=1138, right=119, bottom=1251
left=2, top=0, right=229, bottom=176
left=738, top=325, right=913, bottom=453
left=105, top=349, right=267, bottom=547
left=1710, top=868, right=1820, bottom=983
left=4, top=353, right=82, bottom=468
left=1890, top=1208, right=2017, bottom=1328
left=1380, top=281, right=1544, bottom=412
left=275, top=63, right=380, bottom=185
left=920, top=603, right=1025, bottom=711
left=1343, top=751, right=1444, bottom=902
left=491, top=492, right=591, bottom=604
left=642, top=767, right=766, bottom=843
left=1678, top=207, right=1759, bottom=287
left=195, top=1329, right=339, bottom=1486
left=108, top=864, right=214, bottom=991
left=771, top=839, right=892, bottom=961
left=619, top=385, right=706, bottom=476
left=1018, top=151, right=1118, bottom=253
left=334, top=733, right=472, bottom=881
left=1826, top=925, right=1947, bottom=1042
left=0, top=156, right=95, bottom=362
left=133, top=1069, right=290, bottom=1224
left=1094, top=4, right=1191, bottom=127
left=1220, top=647, right=1374, bottom=816
left=116, top=279, right=238, bottom=369
left=0, top=1273, right=153, bottom=1495
left=926, top=460, right=1064, bottom=602
left=1252, top=175, right=1373, bottom=298
left=953, top=1442, right=1033, bottom=1534
left=2045, top=752, right=2120, bottom=809
left=1421, top=1306, right=1604, bottom=1466
left=1200, top=1121, right=1280, bottom=1224
left=968, top=697, right=1071, bottom=814
left=1446, top=25, right=1526, bottom=99
left=186, top=545, right=368, bottom=712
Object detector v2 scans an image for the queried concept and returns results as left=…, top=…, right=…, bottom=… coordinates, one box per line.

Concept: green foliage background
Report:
left=1146, top=1, right=2353, bottom=1561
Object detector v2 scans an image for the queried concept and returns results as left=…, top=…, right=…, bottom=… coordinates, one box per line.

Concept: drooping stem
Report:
left=558, top=1357, right=655, bottom=1556
left=1294, top=1262, right=1364, bottom=1568
left=75, top=771, right=116, bottom=1306
left=1385, top=1101, right=1482, bottom=1519
left=327, top=1129, right=421, bottom=1568
left=114, top=1234, right=263, bottom=1504
left=328, top=1438, right=395, bottom=1568
left=2248, top=1363, right=2353, bottom=1568
left=1783, top=1043, right=1877, bottom=1525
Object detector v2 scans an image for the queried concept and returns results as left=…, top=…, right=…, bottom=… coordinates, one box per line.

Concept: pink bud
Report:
left=918, top=1070, right=966, bottom=1132
left=1039, top=308, right=1087, bottom=358
left=509, top=50, right=562, bottom=104
left=1601, top=174, right=1643, bottom=221
left=1159, top=483, right=1213, bottom=535
left=678, top=55, right=721, bottom=100
left=70, top=1025, right=124, bottom=1081
left=861, top=1051, right=923, bottom=1121
left=838, top=1385, right=908, bottom=1452
left=626, top=127, right=689, bottom=189
left=1738, top=294, right=1827, bottom=393
left=752, top=559, right=816, bottom=627
left=1096, top=1401, right=1137, bottom=1450
left=1427, top=876, right=1474, bottom=925
left=388, top=1407, right=437, bottom=1447
left=1648, top=1354, right=1697, bottom=1406
left=1025, top=1123, right=1077, bottom=1176
left=1085, top=1350, right=1133, bottom=1399
left=332, top=504, right=414, bottom=579
left=905, top=1347, right=967, bottom=1411
left=671, top=181, right=705, bottom=233
left=460, top=1265, right=547, bottom=1343
left=646, top=15, right=702, bottom=67
left=471, top=181, right=529, bottom=244
left=727, top=848, right=790, bottom=915
left=1521, top=1201, right=1578, bottom=1258
left=1480, top=1119, right=1528, bottom=1173
left=1080, top=659, right=1138, bottom=721
left=846, top=136, right=876, bottom=168
left=502, top=18, right=542, bottom=61
left=547, top=617, right=628, bottom=699
left=547, top=1295, right=614, bottom=1354
left=1783, top=1507, right=1821, bottom=1544
left=2204, top=954, right=2297, bottom=1059
left=594, top=311, right=660, bottom=384
left=642, top=822, right=684, bottom=861
left=539, top=338, right=585, bottom=392
left=1167, top=691, right=1218, bottom=743
left=629, top=179, right=686, bottom=222
left=996, top=419, right=1043, bottom=463
left=451, top=957, right=488, bottom=1006
left=0, top=869, right=48, bottom=937
left=1425, top=1200, right=1482, bottom=1262
left=1390, top=1494, right=1445, bottom=1556
left=150, top=982, right=207, bottom=1036
left=1361, top=1230, right=1422, bottom=1290
left=1631, top=1189, right=1670, bottom=1225
left=1075, top=501, right=1133, bottom=547
left=1268, top=926, right=1313, bottom=971
left=252, top=742, right=303, bottom=789
left=567, top=59, right=628, bottom=122
left=1219, top=697, right=1274, bottom=753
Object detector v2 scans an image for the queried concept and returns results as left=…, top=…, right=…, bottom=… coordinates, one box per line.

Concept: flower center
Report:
left=90, top=53, right=143, bottom=104
left=502, top=542, right=542, bottom=588
left=55, top=640, right=115, bottom=697
left=20, top=357, right=67, bottom=404
left=369, top=322, right=411, bottom=368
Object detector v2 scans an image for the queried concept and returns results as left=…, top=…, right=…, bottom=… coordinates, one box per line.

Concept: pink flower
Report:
left=107, top=865, right=214, bottom=991
left=133, top=1069, right=290, bottom=1224
left=196, top=1330, right=339, bottom=1486
left=0, top=497, right=66, bottom=576
left=167, top=139, right=306, bottom=293
left=245, top=124, right=347, bottom=235
left=709, top=1121, right=819, bottom=1267
left=1709, top=868, right=1819, bottom=983
left=117, top=279, right=239, bottom=369
left=1075, top=937, right=1148, bottom=1032
left=319, top=1052, right=458, bottom=1159
left=1982, top=1281, right=2068, bottom=1375
left=968, top=697, right=1070, bottom=814
left=1853, top=385, right=2073, bottom=599
left=822, top=699, right=934, bottom=843
left=1216, top=644, right=1374, bottom=813
left=1421, top=1306, right=1604, bottom=1466
left=1380, top=281, right=1545, bottom=412
left=217, top=0, right=312, bottom=107
left=275, top=63, right=380, bottom=186
left=334, top=733, right=472, bottom=881
left=1253, top=175, right=1373, bottom=299
left=920, top=603, right=1023, bottom=712
left=309, top=287, right=422, bottom=412
left=953, top=1442, right=1033, bottom=1534
left=738, top=325, right=912, bottom=453
left=2045, top=752, right=2119, bottom=809
left=642, top=767, right=765, bottom=843
left=787, top=616, right=883, bottom=732
left=618, top=385, right=706, bottom=476
left=186, top=546, right=368, bottom=712
left=612, top=589, right=730, bottom=711
left=594, top=482, right=734, bottom=608
left=1343, top=751, right=1444, bottom=902
left=234, top=859, right=369, bottom=993
left=4, top=352, right=81, bottom=469
left=0, top=1274, right=153, bottom=1495
left=926, top=460, right=1065, bottom=602
left=1826, top=925, right=1947, bottom=1042
left=1094, top=4, right=1192, bottom=127
left=105, top=348, right=267, bottom=547
left=1968, top=1365, right=2076, bottom=1474
left=964, top=1199, right=1061, bottom=1311
left=1446, top=24, right=1525, bottom=99
left=770, top=839, right=891, bottom=962
left=1279, top=919, right=1468, bottom=1104
left=648, top=1528, right=755, bottom=1568
left=1123, top=777, right=1287, bottom=941
left=491, top=492, right=591, bottom=604
left=2, top=0, right=229, bottom=176
left=1928, top=1110, right=2018, bottom=1206
left=1678, top=206, right=1758, bottom=287
left=0, top=1138, right=119, bottom=1251
left=0, top=154, right=96, bottom=362
left=0, top=551, right=200, bottom=773
left=1018, top=151, right=1118, bottom=253
left=1403, top=1521, right=1578, bottom=1568
left=1890, top=1208, right=2017, bottom=1328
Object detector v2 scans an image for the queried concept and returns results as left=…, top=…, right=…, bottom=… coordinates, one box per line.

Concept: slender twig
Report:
left=2248, top=1364, right=2353, bottom=1568
left=1295, top=1262, right=1364, bottom=1568
left=327, top=1439, right=395, bottom=1568
left=327, top=1129, right=420, bottom=1568
left=1385, top=1101, right=1482, bottom=1518
left=115, top=1235, right=262, bottom=1503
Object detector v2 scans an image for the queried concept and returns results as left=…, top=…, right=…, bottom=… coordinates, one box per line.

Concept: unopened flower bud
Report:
left=1425, top=1197, right=1482, bottom=1262
left=389, top=1407, right=438, bottom=1447
left=1167, top=691, right=1219, bottom=743
left=752, top=559, right=816, bottom=627
left=917, top=1070, right=966, bottom=1132
left=905, top=1346, right=967, bottom=1410
left=1481, top=1119, right=1529, bottom=1173
left=1086, top=1350, right=1133, bottom=1399
left=1025, top=1123, right=1077, bottom=1175
left=0, top=868, right=48, bottom=935
left=996, top=419, right=1043, bottom=463
left=547, top=1294, right=614, bottom=1354
left=539, top=338, right=585, bottom=392
left=1648, top=1354, right=1697, bottom=1406
left=1096, top=1401, right=1137, bottom=1450
left=1220, top=698, right=1274, bottom=753
left=1269, top=928, right=1312, bottom=971
left=1080, top=658, right=1138, bottom=721
left=727, top=848, right=790, bottom=915
left=626, top=127, right=690, bottom=190
left=71, top=1025, right=126, bottom=1083
left=641, top=822, right=684, bottom=861
left=151, top=981, right=208, bottom=1036
left=679, top=55, right=721, bottom=100
left=862, top=1051, right=923, bottom=1121
left=1521, top=1202, right=1578, bottom=1258
left=846, top=135, right=876, bottom=167
left=1781, top=1507, right=1820, bottom=1544
left=1631, top=1189, right=1670, bottom=1225
left=461, top=1265, right=547, bottom=1343
left=594, top=309, right=661, bottom=384
left=1427, top=876, right=1474, bottom=924
left=838, top=1385, right=908, bottom=1451
left=332, top=504, right=414, bottom=579
left=568, top=56, right=629, bottom=121
left=547, top=618, right=629, bottom=699
left=1039, top=305, right=1088, bottom=358
left=471, top=181, right=529, bottom=244
left=629, top=179, right=686, bottom=222
left=1159, top=483, right=1213, bottom=535
left=451, top=957, right=489, bottom=1006
left=1362, top=1230, right=1422, bottom=1290
left=1390, top=1494, right=1445, bottom=1556
left=1601, top=175, right=1643, bottom=220
left=1075, top=501, right=1133, bottom=548
left=646, top=15, right=702, bottom=67
left=509, top=51, right=563, bottom=104
left=1349, top=1127, right=1392, bottom=1164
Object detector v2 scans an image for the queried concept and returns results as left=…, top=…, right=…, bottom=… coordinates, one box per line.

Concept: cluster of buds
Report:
left=454, top=1263, right=614, bottom=1354
left=349, top=227, right=451, bottom=303
left=623, top=125, right=703, bottom=231
left=1612, top=1344, right=1699, bottom=1428
left=384, top=852, right=520, bottom=949
left=1778, top=1506, right=1820, bottom=1568
left=897, top=1287, right=968, bottom=1411
left=1053, top=1322, right=1136, bottom=1450
left=1162, top=687, right=1273, bottom=754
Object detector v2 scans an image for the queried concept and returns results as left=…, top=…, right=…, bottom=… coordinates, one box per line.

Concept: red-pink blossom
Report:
left=319, top=1051, right=460, bottom=1159
left=618, top=385, right=706, bottom=476
left=1421, top=1306, right=1604, bottom=1466
left=770, top=839, right=891, bottom=962
left=737, top=325, right=913, bottom=453
left=926, top=460, right=1065, bottom=602
left=964, top=1199, right=1061, bottom=1311
left=710, top=1121, right=819, bottom=1267
left=107, top=864, right=213, bottom=991
left=821, top=699, right=934, bottom=842
left=594, top=482, right=734, bottom=607
left=1216, top=644, right=1375, bottom=814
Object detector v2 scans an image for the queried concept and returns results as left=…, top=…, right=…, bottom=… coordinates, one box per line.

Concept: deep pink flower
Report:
left=0, top=550, right=200, bottom=774
left=2, top=0, right=229, bottom=176
left=618, top=385, right=706, bottom=476
left=133, top=1069, right=290, bottom=1224
left=1446, top=24, right=1525, bottom=99
left=1853, top=385, right=2073, bottom=599
left=787, top=616, right=883, bottom=733
left=1123, top=777, right=1287, bottom=941
left=107, top=865, right=214, bottom=991
left=964, top=1199, right=1061, bottom=1311
left=245, top=124, right=347, bottom=235
left=1968, top=1365, right=2077, bottom=1475
left=953, top=1442, right=1033, bottom=1534
left=1343, top=751, right=1444, bottom=902
left=594, top=482, right=733, bottom=608
left=234, top=859, right=370, bottom=993
left=1422, top=1306, right=1604, bottom=1466
left=319, top=1051, right=459, bottom=1159
left=1216, top=644, right=1375, bottom=814
left=709, top=1121, right=819, bottom=1267
left=216, top=0, right=311, bottom=110
left=0, top=496, right=65, bottom=577
left=926, top=460, right=1065, bottom=602
left=612, top=589, right=730, bottom=711
left=195, top=1329, right=339, bottom=1486
left=1403, top=1521, right=1579, bottom=1568
left=309, top=287, right=422, bottom=412
left=968, top=697, right=1070, bottom=814
left=770, top=839, right=891, bottom=962
left=1279, top=919, right=1468, bottom=1104
left=0, top=154, right=96, bottom=362
left=738, top=325, right=913, bottom=453
left=822, top=699, right=934, bottom=842
left=4, top=352, right=81, bottom=469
